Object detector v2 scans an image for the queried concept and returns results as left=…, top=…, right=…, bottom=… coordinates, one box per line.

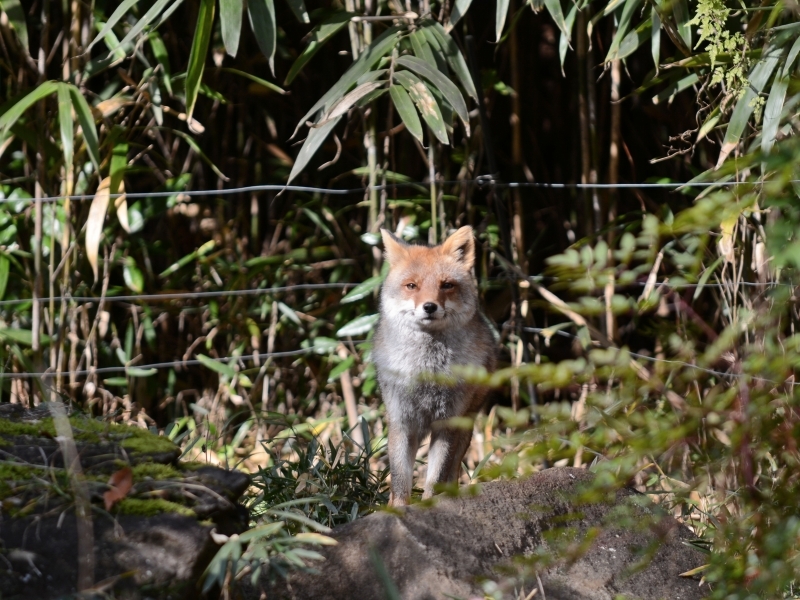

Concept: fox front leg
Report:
left=388, top=426, right=418, bottom=507
left=422, top=427, right=473, bottom=499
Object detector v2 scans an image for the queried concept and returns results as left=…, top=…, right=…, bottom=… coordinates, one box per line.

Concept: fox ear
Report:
left=381, top=229, right=408, bottom=264
left=441, top=226, right=475, bottom=268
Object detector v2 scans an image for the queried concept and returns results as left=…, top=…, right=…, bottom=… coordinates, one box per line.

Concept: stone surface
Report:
left=267, top=468, right=708, bottom=600
left=0, top=404, right=250, bottom=599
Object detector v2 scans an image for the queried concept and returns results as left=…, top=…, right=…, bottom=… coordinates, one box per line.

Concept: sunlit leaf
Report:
left=336, top=314, right=379, bottom=337
left=390, top=85, right=423, bottom=143
left=86, top=177, right=111, bottom=282
left=0, top=0, right=29, bottom=53
left=427, top=22, right=477, bottom=100
left=221, top=67, right=285, bottom=94
left=496, top=0, right=510, bottom=42
left=396, top=55, right=469, bottom=135
left=0, top=328, right=50, bottom=346
left=220, top=0, right=243, bottom=57
left=0, top=255, right=9, bottom=301
left=68, top=84, right=101, bottom=171
left=149, top=32, right=173, bottom=95
left=56, top=83, right=73, bottom=169
left=106, top=0, right=172, bottom=57
left=0, top=81, right=58, bottom=135
left=284, top=0, right=310, bottom=23
left=248, top=0, right=277, bottom=75
left=88, top=0, right=137, bottom=51
left=287, top=116, right=342, bottom=184
left=445, top=0, right=473, bottom=31
left=605, top=0, right=644, bottom=62
left=543, top=0, right=569, bottom=39
left=185, top=0, right=215, bottom=120
left=340, top=275, right=385, bottom=304
left=410, top=30, right=437, bottom=69
left=123, top=259, right=144, bottom=293
left=393, top=70, right=448, bottom=144
left=197, top=353, right=237, bottom=378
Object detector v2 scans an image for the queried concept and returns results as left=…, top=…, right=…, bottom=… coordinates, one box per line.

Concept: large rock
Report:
left=271, top=468, right=708, bottom=600
left=0, top=403, right=250, bottom=599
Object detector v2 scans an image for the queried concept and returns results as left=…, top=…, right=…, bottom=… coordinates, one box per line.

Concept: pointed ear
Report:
left=441, top=226, right=475, bottom=268
left=381, top=229, right=408, bottom=265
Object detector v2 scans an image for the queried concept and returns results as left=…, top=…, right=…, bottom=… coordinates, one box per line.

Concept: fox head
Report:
left=379, top=226, right=479, bottom=331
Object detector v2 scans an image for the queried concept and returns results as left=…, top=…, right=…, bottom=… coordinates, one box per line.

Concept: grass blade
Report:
left=107, top=0, right=173, bottom=57
left=222, top=67, right=285, bottom=94
left=87, top=0, right=137, bottom=51
left=220, top=0, right=244, bottom=58
left=56, top=83, right=73, bottom=169
left=285, top=11, right=353, bottom=85
left=185, top=0, right=215, bottom=120
left=605, top=0, right=644, bottom=62
left=287, top=116, right=342, bottom=183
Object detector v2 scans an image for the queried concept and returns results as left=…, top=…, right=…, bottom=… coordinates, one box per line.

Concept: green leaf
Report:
left=185, top=0, right=215, bottom=120
left=673, top=0, right=691, bottom=49
left=559, top=3, right=578, bottom=73
left=328, top=355, right=355, bottom=381
left=221, top=67, right=285, bottom=94
left=393, top=70, right=448, bottom=144
left=123, top=260, right=144, bottom=293
left=410, top=30, right=437, bottom=69
left=88, top=0, right=138, bottom=51
left=763, top=37, right=800, bottom=156
left=197, top=353, right=237, bottom=379
left=696, top=107, right=720, bottom=142
left=496, top=0, right=510, bottom=42
left=446, top=0, right=473, bottom=31
left=302, top=207, right=334, bottom=239
left=149, top=33, right=173, bottom=95
left=248, top=0, right=277, bottom=75
left=0, top=81, right=58, bottom=135
left=420, top=27, right=450, bottom=75
left=172, top=129, right=229, bottom=181
left=0, top=0, right=29, bottom=54
left=56, top=83, right=73, bottom=169
left=340, top=275, right=385, bottom=304
left=336, top=314, right=379, bottom=337
left=0, top=328, right=50, bottom=346
left=104, top=377, right=128, bottom=387
left=651, top=7, right=661, bottom=68
left=312, top=337, right=338, bottom=355
left=284, top=0, right=309, bottom=23
left=390, top=85, right=423, bottom=143
left=277, top=301, right=302, bottom=325
left=284, top=11, right=352, bottom=85
left=396, top=55, right=469, bottom=136
left=651, top=72, right=698, bottom=105
left=693, top=256, right=723, bottom=300
left=68, top=84, right=101, bottom=172
left=716, top=44, right=782, bottom=168
left=220, top=0, right=243, bottom=58
left=320, top=81, right=384, bottom=123
left=427, top=22, right=477, bottom=101
left=107, top=0, right=173, bottom=57
left=127, top=367, right=158, bottom=378
left=287, top=116, right=342, bottom=183
left=543, top=0, right=569, bottom=39
left=159, top=239, right=216, bottom=277
left=615, top=17, right=651, bottom=62
left=292, top=26, right=402, bottom=139
left=0, top=255, right=9, bottom=301
left=605, top=0, right=644, bottom=62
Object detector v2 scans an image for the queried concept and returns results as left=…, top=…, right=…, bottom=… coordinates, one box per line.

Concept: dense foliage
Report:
left=1, top=0, right=799, bottom=596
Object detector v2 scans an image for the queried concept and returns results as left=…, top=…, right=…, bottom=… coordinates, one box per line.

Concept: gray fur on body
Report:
left=373, top=303, right=495, bottom=503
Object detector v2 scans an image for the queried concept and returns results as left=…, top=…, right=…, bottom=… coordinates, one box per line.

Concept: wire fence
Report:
left=2, top=177, right=793, bottom=204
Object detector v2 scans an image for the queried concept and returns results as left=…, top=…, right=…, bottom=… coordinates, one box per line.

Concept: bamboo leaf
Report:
left=651, top=7, right=661, bottom=69
left=111, top=143, right=129, bottom=232
left=616, top=17, right=651, bottom=62
left=651, top=72, right=698, bottom=105
left=605, top=0, right=644, bottom=62
left=221, top=67, right=285, bottom=94
left=284, top=11, right=353, bottom=85
left=320, top=81, right=384, bottom=124
left=149, top=33, right=173, bottom=95
left=56, top=83, right=73, bottom=170
left=172, top=129, right=229, bottom=181
left=543, top=0, right=569, bottom=39
left=292, top=27, right=402, bottom=139
left=761, top=73, right=788, bottom=156
left=496, top=0, right=510, bottom=42
left=287, top=116, right=342, bottom=183
left=86, top=178, right=112, bottom=282
left=0, top=328, right=50, bottom=346
left=420, top=27, right=450, bottom=75
left=410, top=30, right=437, bottom=69
left=693, top=257, right=723, bottom=300
left=559, top=3, right=578, bottom=73
left=716, top=44, right=782, bottom=169
left=68, top=84, right=101, bottom=171
left=336, top=314, right=379, bottom=337
left=284, top=0, right=310, bottom=23
left=341, top=275, right=385, bottom=303
left=88, top=0, right=138, bottom=51
left=0, top=81, right=58, bottom=135
left=394, top=71, right=448, bottom=144
left=696, top=107, right=720, bottom=142
left=107, top=0, right=173, bottom=57
left=0, top=0, right=29, bottom=54
left=427, top=22, right=477, bottom=100
left=446, top=0, right=473, bottom=31
left=396, top=55, right=469, bottom=136
left=0, top=254, right=9, bottom=301
left=220, top=0, right=243, bottom=58
left=673, top=0, right=691, bottom=49
left=248, top=0, right=277, bottom=75
left=127, top=367, right=157, bottom=377
left=196, top=353, right=237, bottom=379
left=390, top=85, right=424, bottom=143
left=185, top=0, right=215, bottom=120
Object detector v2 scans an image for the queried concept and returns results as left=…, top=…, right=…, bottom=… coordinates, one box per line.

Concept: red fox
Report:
left=372, top=226, right=496, bottom=507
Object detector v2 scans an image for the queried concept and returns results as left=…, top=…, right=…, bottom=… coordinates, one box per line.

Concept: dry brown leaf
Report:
left=86, top=177, right=111, bottom=281
left=114, top=181, right=129, bottom=233
left=103, top=466, right=133, bottom=511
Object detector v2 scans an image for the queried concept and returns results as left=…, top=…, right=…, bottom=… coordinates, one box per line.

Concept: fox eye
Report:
left=406, top=283, right=417, bottom=290
left=441, top=281, right=455, bottom=290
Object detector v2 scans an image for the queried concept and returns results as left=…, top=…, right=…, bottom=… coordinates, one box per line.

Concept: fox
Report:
left=372, top=225, right=496, bottom=507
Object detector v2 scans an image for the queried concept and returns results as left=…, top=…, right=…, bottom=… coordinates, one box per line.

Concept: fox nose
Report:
left=423, top=302, right=438, bottom=314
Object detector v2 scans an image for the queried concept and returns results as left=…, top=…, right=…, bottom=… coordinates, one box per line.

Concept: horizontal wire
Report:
left=0, top=283, right=353, bottom=307
left=2, top=178, right=790, bottom=205
left=0, top=347, right=315, bottom=380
